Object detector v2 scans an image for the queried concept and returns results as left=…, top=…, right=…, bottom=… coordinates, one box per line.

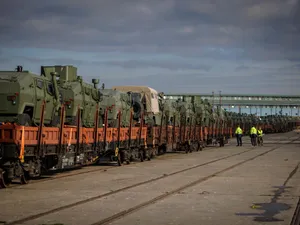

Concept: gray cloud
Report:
left=101, top=60, right=212, bottom=71
left=0, top=0, right=300, bottom=94
left=1, top=1, right=299, bottom=51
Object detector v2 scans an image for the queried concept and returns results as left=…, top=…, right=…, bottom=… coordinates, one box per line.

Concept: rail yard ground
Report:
left=0, top=131, right=300, bottom=225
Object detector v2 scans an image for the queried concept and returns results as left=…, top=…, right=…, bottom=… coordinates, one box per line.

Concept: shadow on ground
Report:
left=235, top=185, right=292, bottom=222
left=236, top=162, right=299, bottom=222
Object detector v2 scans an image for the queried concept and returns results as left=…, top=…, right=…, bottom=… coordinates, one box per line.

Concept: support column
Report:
left=260, top=106, right=263, bottom=117
left=270, top=106, right=273, bottom=115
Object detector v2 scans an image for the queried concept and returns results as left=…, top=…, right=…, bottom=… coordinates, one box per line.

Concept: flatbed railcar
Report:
left=0, top=104, right=229, bottom=188
left=0, top=96, right=232, bottom=188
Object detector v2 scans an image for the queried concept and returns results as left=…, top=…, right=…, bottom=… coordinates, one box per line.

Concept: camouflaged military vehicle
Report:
left=112, top=86, right=162, bottom=126
left=215, top=106, right=226, bottom=135
left=41, top=65, right=102, bottom=127
left=0, top=66, right=62, bottom=126
left=158, top=93, right=179, bottom=127
left=99, top=89, right=142, bottom=127
left=191, top=96, right=205, bottom=127
left=173, top=97, right=196, bottom=135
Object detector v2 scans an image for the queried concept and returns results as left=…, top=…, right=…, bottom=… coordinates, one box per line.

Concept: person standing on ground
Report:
left=250, top=125, right=257, bottom=146
left=257, top=127, right=263, bottom=146
left=235, top=125, right=243, bottom=146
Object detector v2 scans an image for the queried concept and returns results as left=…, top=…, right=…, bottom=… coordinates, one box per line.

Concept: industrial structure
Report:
left=164, top=93, right=300, bottom=116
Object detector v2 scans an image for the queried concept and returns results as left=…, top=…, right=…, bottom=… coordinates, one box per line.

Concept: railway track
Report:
left=1, top=146, right=222, bottom=189
left=3, top=163, right=117, bottom=189
left=2, top=132, right=293, bottom=190
left=1, top=146, right=204, bottom=189
left=4, top=134, right=299, bottom=225
left=90, top=137, right=300, bottom=225
left=290, top=197, right=300, bottom=225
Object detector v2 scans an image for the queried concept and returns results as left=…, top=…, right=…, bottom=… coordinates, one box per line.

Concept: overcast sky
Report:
left=0, top=0, right=300, bottom=95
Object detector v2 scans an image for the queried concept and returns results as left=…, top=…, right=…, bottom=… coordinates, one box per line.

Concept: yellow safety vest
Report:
left=257, top=129, right=263, bottom=136
left=250, top=127, right=257, bottom=135
left=235, top=127, right=243, bottom=134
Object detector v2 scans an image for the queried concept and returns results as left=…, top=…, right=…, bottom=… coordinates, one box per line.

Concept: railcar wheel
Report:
left=200, top=143, right=203, bottom=151
left=140, top=151, right=144, bottom=162
left=163, top=145, right=167, bottom=154
left=117, top=154, right=122, bottom=166
left=146, top=149, right=153, bottom=161
left=20, top=170, right=30, bottom=185
left=184, top=142, right=189, bottom=154
left=0, top=170, right=11, bottom=188
left=124, top=151, right=131, bottom=164
left=185, top=147, right=189, bottom=154
left=190, top=143, right=194, bottom=153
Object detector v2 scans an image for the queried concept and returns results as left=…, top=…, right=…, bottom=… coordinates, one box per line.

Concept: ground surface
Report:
left=0, top=131, right=300, bottom=225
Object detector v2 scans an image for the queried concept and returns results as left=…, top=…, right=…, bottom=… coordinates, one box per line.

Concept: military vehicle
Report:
left=215, top=106, right=226, bottom=138
left=202, top=99, right=212, bottom=124
left=201, top=99, right=214, bottom=143
left=172, top=97, right=196, bottom=150
left=112, top=86, right=162, bottom=126
left=41, top=65, right=102, bottom=127
left=160, top=97, right=178, bottom=126
left=99, top=89, right=142, bottom=127
left=98, top=88, right=147, bottom=163
left=223, top=110, right=232, bottom=137
left=192, top=96, right=205, bottom=127
left=0, top=66, right=61, bottom=126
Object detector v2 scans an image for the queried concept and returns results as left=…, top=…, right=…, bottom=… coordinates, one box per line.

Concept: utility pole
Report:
left=260, top=106, right=262, bottom=117
left=270, top=106, right=273, bottom=116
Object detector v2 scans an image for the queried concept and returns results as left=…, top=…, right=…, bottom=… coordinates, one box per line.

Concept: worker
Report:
left=235, top=125, right=243, bottom=146
left=257, top=127, right=263, bottom=146
left=250, top=125, right=257, bottom=146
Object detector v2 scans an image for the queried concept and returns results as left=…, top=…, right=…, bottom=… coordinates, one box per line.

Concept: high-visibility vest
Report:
left=235, top=127, right=243, bottom=134
left=250, top=127, right=257, bottom=134
left=257, top=129, right=263, bottom=136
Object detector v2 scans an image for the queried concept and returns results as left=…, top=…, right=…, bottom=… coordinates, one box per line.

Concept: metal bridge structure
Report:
left=164, top=93, right=300, bottom=116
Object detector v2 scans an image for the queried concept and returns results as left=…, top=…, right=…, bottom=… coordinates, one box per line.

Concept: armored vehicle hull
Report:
left=41, top=65, right=101, bottom=128
left=0, top=66, right=61, bottom=126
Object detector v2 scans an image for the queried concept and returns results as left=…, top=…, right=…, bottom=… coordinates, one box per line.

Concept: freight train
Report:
left=0, top=65, right=298, bottom=188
